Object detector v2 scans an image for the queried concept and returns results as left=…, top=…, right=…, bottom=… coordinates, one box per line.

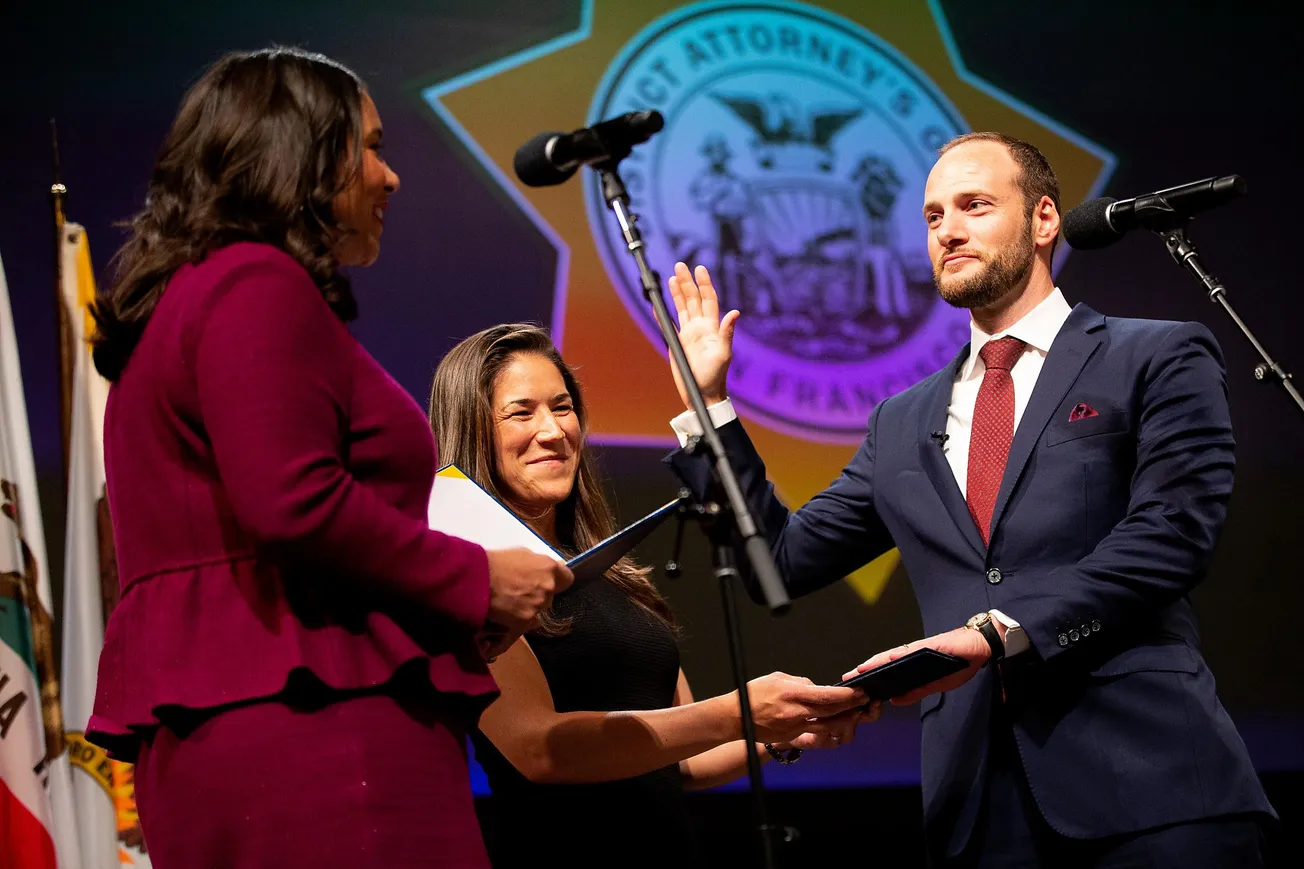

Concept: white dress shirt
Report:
left=669, top=289, right=1075, bottom=658
left=944, top=288, right=1073, bottom=499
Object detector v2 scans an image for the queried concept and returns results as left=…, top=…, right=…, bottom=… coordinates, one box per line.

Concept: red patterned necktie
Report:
left=966, top=336, right=1027, bottom=545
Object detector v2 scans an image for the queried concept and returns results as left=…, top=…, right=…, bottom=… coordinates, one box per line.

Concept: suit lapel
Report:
left=988, top=305, right=1105, bottom=539
left=919, top=345, right=986, bottom=559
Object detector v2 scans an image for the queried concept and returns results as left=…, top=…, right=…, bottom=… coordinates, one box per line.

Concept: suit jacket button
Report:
left=1091, top=619, right=1102, bottom=632
left=986, top=568, right=1003, bottom=584
left=1058, top=633, right=1069, bottom=647
left=1080, top=623, right=1091, bottom=636
left=1069, top=629, right=1080, bottom=642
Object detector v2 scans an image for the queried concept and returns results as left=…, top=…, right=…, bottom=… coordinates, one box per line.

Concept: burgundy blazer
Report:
left=88, top=243, right=496, bottom=760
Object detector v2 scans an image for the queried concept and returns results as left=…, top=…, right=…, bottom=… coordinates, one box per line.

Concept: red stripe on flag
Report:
left=0, top=778, right=58, bottom=869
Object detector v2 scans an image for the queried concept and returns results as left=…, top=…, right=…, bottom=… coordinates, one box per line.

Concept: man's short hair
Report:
left=939, top=131, right=1061, bottom=217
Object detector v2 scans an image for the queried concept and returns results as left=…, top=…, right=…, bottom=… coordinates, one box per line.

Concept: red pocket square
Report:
left=1068, top=402, right=1099, bottom=422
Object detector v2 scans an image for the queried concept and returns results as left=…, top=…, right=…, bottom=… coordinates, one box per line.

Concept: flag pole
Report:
left=51, top=120, right=72, bottom=479
left=36, top=117, right=69, bottom=761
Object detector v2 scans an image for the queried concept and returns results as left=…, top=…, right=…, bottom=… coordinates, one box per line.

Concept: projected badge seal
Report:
left=423, top=0, right=1113, bottom=604
left=585, top=5, right=972, bottom=439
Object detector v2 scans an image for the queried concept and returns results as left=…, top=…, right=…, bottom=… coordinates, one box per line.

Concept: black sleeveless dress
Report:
left=471, top=577, right=704, bottom=868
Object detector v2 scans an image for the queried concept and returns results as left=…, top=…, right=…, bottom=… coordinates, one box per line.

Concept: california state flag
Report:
left=57, top=225, right=151, bottom=868
left=1, top=248, right=81, bottom=868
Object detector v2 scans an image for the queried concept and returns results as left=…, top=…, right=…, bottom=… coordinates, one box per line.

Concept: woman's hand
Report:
left=482, top=548, right=573, bottom=657
left=778, top=701, right=882, bottom=751
left=740, top=672, right=865, bottom=744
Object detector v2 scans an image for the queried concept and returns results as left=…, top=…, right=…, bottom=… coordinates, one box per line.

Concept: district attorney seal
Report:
left=585, top=1, right=973, bottom=442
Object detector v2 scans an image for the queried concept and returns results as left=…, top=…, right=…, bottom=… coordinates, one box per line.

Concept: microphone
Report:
left=513, top=111, right=665, bottom=188
left=930, top=431, right=949, bottom=447
left=1063, top=175, right=1246, bottom=250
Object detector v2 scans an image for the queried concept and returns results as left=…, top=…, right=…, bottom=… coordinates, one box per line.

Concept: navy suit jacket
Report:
left=669, top=304, right=1273, bottom=857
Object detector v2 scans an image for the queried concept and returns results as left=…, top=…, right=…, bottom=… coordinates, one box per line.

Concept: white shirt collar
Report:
left=960, top=287, right=1073, bottom=381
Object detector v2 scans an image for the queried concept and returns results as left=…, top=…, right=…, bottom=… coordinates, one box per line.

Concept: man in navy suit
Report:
left=664, top=132, right=1275, bottom=867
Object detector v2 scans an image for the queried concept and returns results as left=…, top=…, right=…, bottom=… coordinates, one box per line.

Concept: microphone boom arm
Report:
left=1158, top=222, right=1304, bottom=416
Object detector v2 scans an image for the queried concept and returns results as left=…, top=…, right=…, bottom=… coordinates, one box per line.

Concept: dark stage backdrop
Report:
left=2, top=0, right=1301, bottom=803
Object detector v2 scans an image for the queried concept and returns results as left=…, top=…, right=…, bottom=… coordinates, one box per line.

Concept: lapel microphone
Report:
left=930, top=430, right=950, bottom=447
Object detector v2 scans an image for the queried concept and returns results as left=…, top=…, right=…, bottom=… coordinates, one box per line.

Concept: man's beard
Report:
left=932, top=228, right=1036, bottom=310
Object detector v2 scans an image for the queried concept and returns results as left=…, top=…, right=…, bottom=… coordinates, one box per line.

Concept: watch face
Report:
left=967, top=613, right=989, bottom=628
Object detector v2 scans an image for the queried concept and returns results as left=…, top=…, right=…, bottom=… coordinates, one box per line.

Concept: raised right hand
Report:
left=483, top=547, right=573, bottom=646
left=740, top=671, right=865, bottom=744
left=667, top=262, right=739, bottom=411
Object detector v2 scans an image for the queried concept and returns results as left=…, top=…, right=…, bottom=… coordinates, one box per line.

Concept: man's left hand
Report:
left=840, top=626, right=992, bottom=705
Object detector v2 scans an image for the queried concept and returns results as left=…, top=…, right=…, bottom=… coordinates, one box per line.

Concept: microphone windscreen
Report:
left=629, top=110, right=665, bottom=140
left=1212, top=174, right=1248, bottom=200
left=513, top=132, right=576, bottom=188
left=1063, top=197, right=1121, bottom=250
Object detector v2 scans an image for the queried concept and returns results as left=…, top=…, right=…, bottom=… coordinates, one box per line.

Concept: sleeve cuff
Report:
left=989, top=609, right=1031, bottom=657
left=669, top=399, right=738, bottom=447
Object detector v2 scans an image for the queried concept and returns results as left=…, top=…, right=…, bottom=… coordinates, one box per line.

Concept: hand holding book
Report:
left=429, top=464, right=678, bottom=657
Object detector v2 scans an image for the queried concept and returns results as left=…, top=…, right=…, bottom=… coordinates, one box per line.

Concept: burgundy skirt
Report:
left=133, top=681, right=491, bottom=868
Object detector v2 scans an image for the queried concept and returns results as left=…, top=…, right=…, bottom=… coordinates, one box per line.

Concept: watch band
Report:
left=970, top=614, right=1005, bottom=663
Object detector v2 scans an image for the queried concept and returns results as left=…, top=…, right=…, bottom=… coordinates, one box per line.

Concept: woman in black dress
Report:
left=429, top=323, right=874, bottom=867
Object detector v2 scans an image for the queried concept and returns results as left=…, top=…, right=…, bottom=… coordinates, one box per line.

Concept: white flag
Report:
left=1, top=247, right=81, bottom=868
left=58, top=225, right=151, bottom=868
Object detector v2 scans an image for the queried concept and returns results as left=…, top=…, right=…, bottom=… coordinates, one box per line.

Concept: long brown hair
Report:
left=91, top=46, right=366, bottom=381
left=429, top=323, right=675, bottom=635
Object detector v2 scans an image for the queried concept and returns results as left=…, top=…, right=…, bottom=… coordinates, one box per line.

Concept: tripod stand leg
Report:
left=713, top=541, right=798, bottom=866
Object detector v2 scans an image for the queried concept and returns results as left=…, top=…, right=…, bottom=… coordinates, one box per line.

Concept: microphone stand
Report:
left=1156, top=221, right=1304, bottom=415
left=592, top=157, right=795, bottom=868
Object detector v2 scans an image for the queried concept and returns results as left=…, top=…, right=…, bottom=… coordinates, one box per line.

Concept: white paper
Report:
left=427, top=466, right=562, bottom=560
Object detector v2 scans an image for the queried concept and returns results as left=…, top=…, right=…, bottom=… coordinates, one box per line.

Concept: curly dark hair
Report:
left=91, top=46, right=366, bottom=381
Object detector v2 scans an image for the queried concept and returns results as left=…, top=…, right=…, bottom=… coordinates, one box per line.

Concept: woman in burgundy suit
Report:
left=85, top=47, right=570, bottom=868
